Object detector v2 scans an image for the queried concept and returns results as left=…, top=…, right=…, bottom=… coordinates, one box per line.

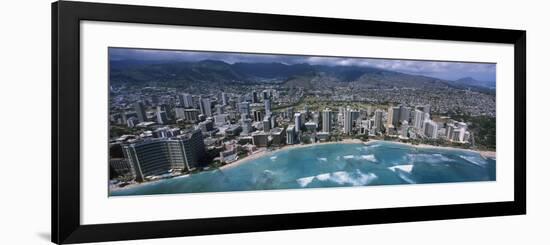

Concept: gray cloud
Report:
left=110, top=48, right=496, bottom=82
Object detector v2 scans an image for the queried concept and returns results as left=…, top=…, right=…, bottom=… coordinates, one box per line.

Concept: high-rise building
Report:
left=215, top=104, right=224, bottom=115
left=422, top=104, right=431, bottom=114
left=423, top=120, right=439, bottom=139
left=399, top=106, right=410, bottom=123
left=241, top=118, right=253, bottom=135
left=213, top=114, right=229, bottom=125
left=225, top=125, right=242, bottom=136
left=286, top=107, right=294, bottom=119
left=179, top=93, right=194, bottom=108
left=238, top=102, right=250, bottom=116
left=413, top=109, right=425, bottom=129
left=151, top=95, right=159, bottom=105
left=359, top=119, right=373, bottom=135
left=322, top=108, right=331, bottom=133
left=264, top=98, right=271, bottom=114
left=343, top=109, right=357, bottom=134
left=156, top=106, right=168, bottom=125
left=386, top=106, right=400, bottom=128
left=253, top=110, right=264, bottom=122
left=400, top=120, right=409, bottom=138
left=269, top=113, right=276, bottom=128
left=199, top=97, right=212, bottom=117
left=448, top=122, right=468, bottom=142
left=263, top=116, right=271, bottom=132
left=123, top=130, right=205, bottom=182
left=127, top=117, right=138, bottom=128
left=312, top=111, right=320, bottom=126
left=374, top=109, right=384, bottom=132
left=109, top=158, right=135, bottom=180
left=179, top=129, right=207, bottom=169
left=286, top=125, right=296, bottom=144
left=294, top=112, right=303, bottom=132
left=133, top=102, right=147, bottom=122
left=305, top=122, right=317, bottom=132
left=198, top=119, right=214, bottom=133
left=446, top=123, right=456, bottom=139
left=251, top=91, right=259, bottom=103
left=175, top=106, right=186, bottom=119
left=270, top=128, right=285, bottom=146
left=252, top=131, right=269, bottom=147
left=124, top=139, right=184, bottom=182
left=343, top=110, right=351, bottom=134
left=221, top=92, right=229, bottom=106
left=183, top=109, right=200, bottom=122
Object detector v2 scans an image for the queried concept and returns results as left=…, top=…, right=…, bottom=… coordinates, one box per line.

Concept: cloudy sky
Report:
left=110, top=48, right=496, bottom=82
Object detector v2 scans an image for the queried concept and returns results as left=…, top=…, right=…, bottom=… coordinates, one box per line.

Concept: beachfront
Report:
left=220, top=139, right=363, bottom=170
left=221, top=138, right=495, bottom=170
left=111, top=138, right=496, bottom=196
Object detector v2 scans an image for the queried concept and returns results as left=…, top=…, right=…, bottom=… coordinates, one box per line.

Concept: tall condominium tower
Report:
left=122, top=129, right=206, bottom=182
left=133, top=101, right=147, bottom=122
left=322, top=108, right=331, bottom=133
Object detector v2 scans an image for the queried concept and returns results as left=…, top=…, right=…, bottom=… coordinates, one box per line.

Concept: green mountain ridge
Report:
left=109, top=59, right=492, bottom=93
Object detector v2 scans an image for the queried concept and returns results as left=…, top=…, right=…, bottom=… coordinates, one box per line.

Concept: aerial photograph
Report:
left=108, top=47, right=496, bottom=196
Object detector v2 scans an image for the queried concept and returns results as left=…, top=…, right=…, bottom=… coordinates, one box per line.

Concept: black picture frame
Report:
left=52, top=1, right=526, bottom=244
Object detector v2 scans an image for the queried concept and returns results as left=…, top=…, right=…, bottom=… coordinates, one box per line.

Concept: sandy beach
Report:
left=365, top=139, right=496, bottom=158
left=220, top=138, right=363, bottom=170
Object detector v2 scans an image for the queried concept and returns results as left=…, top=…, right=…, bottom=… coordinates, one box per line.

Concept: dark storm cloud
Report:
left=109, top=48, right=496, bottom=82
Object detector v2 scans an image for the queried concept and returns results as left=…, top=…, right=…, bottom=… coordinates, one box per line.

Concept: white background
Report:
left=0, top=0, right=547, bottom=244
left=81, top=21, right=514, bottom=224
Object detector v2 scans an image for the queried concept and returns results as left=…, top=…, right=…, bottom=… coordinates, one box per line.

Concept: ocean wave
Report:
left=459, top=155, right=486, bottom=167
left=313, top=170, right=377, bottom=186
left=316, top=173, right=331, bottom=181
left=318, top=157, right=328, bottom=162
left=343, top=155, right=355, bottom=159
left=360, top=154, right=377, bottom=162
left=397, top=171, right=416, bottom=184
left=388, top=165, right=416, bottom=183
left=388, top=164, right=414, bottom=173
left=296, top=176, right=315, bottom=187
left=270, top=156, right=278, bottom=160
left=408, top=153, right=454, bottom=164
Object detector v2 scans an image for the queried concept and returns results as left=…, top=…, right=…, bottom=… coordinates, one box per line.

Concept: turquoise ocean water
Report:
left=110, top=141, right=496, bottom=196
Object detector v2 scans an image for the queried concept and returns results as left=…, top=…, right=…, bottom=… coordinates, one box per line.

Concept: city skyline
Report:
left=108, top=47, right=496, bottom=196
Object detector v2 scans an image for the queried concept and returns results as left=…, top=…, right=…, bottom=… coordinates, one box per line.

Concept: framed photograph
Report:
left=52, top=1, right=526, bottom=244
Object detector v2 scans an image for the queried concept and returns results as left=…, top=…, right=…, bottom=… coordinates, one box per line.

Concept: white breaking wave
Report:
left=318, top=157, right=328, bottom=162
left=343, top=155, right=355, bottom=159
left=316, top=173, right=331, bottom=181
left=296, top=176, right=315, bottom=187
left=397, top=172, right=416, bottom=184
left=388, top=165, right=416, bottom=183
left=360, top=154, right=377, bottom=162
left=459, top=155, right=486, bottom=167
left=270, top=156, right=277, bottom=160
left=408, top=153, right=454, bottom=164
left=365, top=144, right=381, bottom=149
left=388, top=164, right=414, bottom=173
left=313, top=170, right=378, bottom=186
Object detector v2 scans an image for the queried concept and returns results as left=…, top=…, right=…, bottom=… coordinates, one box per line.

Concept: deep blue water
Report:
left=110, top=141, right=496, bottom=196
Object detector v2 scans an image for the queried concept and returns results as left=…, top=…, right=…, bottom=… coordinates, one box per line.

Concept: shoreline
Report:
left=111, top=138, right=495, bottom=192
left=220, top=138, right=363, bottom=170
left=365, top=139, right=496, bottom=158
